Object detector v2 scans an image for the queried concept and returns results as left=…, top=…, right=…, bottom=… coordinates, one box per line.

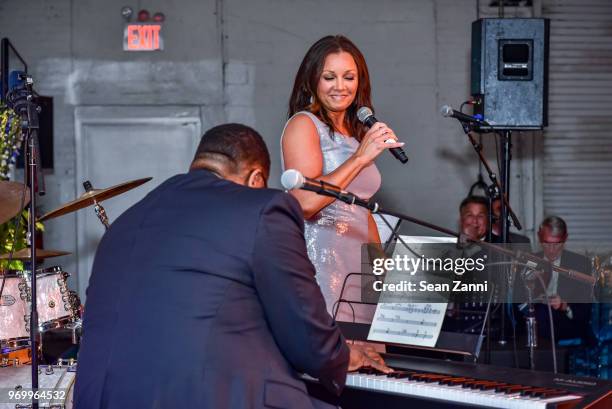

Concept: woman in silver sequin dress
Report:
left=281, top=35, right=405, bottom=322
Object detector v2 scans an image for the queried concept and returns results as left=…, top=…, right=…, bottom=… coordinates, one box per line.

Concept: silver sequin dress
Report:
left=281, top=111, right=381, bottom=322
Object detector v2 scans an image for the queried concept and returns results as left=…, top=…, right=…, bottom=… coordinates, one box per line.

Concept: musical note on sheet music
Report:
left=367, top=302, right=447, bottom=347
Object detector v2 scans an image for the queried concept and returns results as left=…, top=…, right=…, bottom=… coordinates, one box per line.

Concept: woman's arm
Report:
left=281, top=113, right=403, bottom=219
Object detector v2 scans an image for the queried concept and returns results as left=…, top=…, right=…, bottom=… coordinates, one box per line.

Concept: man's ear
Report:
left=247, top=168, right=267, bottom=188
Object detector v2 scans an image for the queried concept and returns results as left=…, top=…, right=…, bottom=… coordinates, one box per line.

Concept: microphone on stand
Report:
left=280, top=169, right=379, bottom=212
left=7, top=72, right=46, bottom=196
left=356, top=107, right=408, bottom=164
left=440, top=105, right=489, bottom=126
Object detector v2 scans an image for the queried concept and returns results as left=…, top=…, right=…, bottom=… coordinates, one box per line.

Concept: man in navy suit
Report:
left=74, top=123, right=389, bottom=409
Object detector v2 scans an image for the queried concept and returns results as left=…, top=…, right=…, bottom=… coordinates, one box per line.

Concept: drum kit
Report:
left=0, top=177, right=151, bottom=370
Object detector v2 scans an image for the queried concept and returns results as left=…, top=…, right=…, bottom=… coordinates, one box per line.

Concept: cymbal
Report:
left=0, top=248, right=71, bottom=260
left=0, top=181, right=30, bottom=225
left=39, top=177, right=152, bottom=222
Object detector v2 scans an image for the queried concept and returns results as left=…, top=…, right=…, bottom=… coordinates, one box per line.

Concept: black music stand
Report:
left=332, top=240, right=494, bottom=361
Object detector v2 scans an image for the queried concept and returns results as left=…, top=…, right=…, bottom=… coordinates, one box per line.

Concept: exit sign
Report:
left=124, top=23, right=164, bottom=51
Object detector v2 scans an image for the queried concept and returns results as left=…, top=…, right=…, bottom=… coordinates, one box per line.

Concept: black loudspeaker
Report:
left=471, top=18, right=549, bottom=130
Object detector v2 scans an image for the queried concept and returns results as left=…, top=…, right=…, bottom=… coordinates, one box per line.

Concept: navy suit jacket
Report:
left=74, top=169, right=349, bottom=409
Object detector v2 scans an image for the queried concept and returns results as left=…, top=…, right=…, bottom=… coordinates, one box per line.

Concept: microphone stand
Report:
left=461, top=123, right=524, bottom=347
left=9, top=74, right=42, bottom=409
left=461, top=123, right=522, bottom=233
left=525, top=285, right=538, bottom=370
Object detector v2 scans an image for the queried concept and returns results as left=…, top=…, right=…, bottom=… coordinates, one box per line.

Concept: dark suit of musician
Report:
left=491, top=232, right=531, bottom=245
left=534, top=250, right=593, bottom=342
left=530, top=216, right=594, bottom=343
left=74, top=124, right=353, bottom=409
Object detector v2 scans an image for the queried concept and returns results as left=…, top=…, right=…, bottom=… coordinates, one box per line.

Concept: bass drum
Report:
left=0, top=364, right=76, bottom=409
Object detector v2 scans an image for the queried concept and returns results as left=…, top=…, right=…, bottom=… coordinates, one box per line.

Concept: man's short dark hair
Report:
left=459, top=195, right=489, bottom=213
left=193, top=123, right=270, bottom=176
left=539, top=215, right=568, bottom=237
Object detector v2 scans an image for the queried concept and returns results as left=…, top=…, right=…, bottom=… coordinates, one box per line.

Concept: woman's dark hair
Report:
left=288, top=35, right=373, bottom=141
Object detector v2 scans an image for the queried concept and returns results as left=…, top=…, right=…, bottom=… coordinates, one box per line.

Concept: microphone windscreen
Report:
left=357, top=106, right=373, bottom=123
left=440, top=105, right=453, bottom=117
left=280, top=169, right=304, bottom=190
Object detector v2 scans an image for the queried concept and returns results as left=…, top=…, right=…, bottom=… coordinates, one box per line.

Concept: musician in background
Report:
left=74, top=123, right=389, bottom=409
left=443, top=196, right=491, bottom=335
left=532, top=216, right=593, bottom=342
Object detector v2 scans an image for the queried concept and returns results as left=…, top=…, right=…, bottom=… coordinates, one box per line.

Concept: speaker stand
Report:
left=497, top=129, right=513, bottom=346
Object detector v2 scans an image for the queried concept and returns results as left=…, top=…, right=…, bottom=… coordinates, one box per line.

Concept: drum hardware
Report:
left=0, top=357, right=20, bottom=367
left=1, top=339, right=30, bottom=350
left=0, top=364, right=77, bottom=408
left=82, top=180, right=111, bottom=229
left=62, top=319, right=83, bottom=346
left=0, top=346, right=31, bottom=367
left=55, top=358, right=76, bottom=367
left=18, top=281, right=30, bottom=301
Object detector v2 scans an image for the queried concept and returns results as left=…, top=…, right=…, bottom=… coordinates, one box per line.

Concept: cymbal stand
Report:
left=83, top=180, right=110, bottom=229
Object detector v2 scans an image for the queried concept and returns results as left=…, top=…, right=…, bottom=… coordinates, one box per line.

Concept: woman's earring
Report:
left=309, top=94, right=314, bottom=105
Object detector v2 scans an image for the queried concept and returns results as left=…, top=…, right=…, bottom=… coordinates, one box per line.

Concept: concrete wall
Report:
left=1, top=0, right=537, bottom=296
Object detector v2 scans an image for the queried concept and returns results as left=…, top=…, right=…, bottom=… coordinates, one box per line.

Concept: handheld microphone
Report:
left=280, top=169, right=378, bottom=212
left=356, top=107, right=408, bottom=164
left=440, top=105, right=488, bottom=125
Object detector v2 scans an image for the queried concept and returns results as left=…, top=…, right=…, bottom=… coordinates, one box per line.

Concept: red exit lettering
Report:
left=125, top=24, right=162, bottom=51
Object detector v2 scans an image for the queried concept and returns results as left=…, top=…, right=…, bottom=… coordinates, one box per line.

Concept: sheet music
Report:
left=367, top=302, right=446, bottom=347
left=367, top=236, right=454, bottom=348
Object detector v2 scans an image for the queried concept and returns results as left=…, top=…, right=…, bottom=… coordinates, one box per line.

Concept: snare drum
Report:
left=0, top=364, right=76, bottom=409
left=0, top=273, right=29, bottom=345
